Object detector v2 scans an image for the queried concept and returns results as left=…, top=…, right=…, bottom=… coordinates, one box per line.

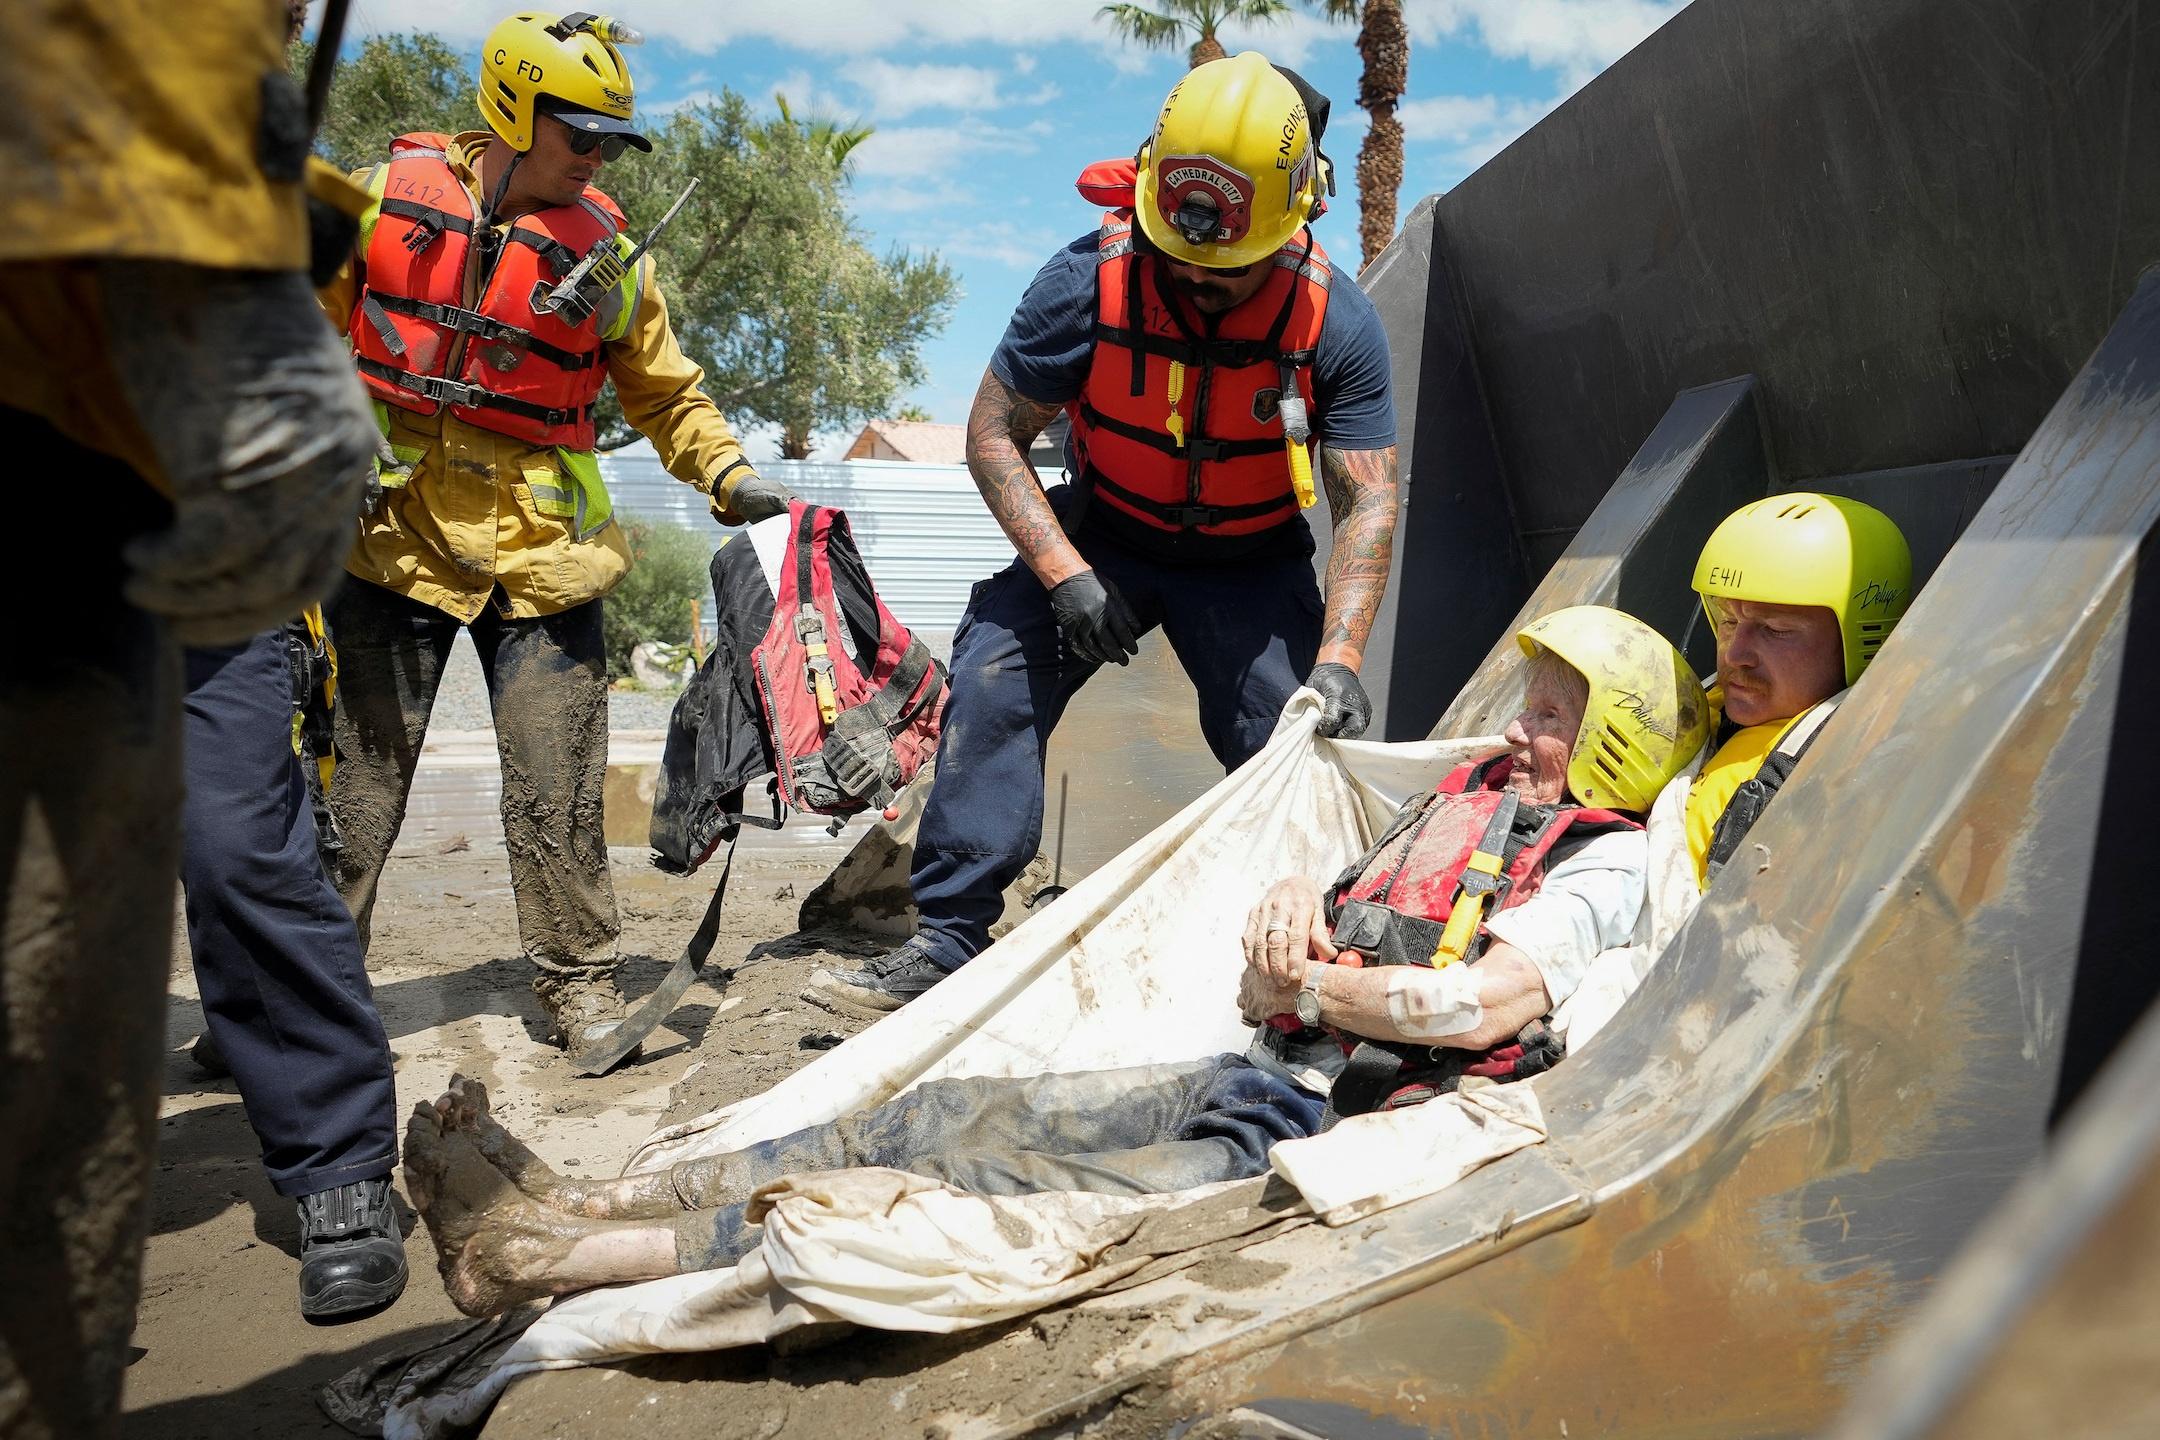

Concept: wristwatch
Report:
left=1293, top=971, right=1324, bottom=1028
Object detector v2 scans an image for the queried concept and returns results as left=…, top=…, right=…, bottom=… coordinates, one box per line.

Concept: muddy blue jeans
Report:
left=671, top=1055, right=1323, bottom=1270
left=324, top=579, right=618, bottom=996
left=910, top=505, right=1322, bottom=972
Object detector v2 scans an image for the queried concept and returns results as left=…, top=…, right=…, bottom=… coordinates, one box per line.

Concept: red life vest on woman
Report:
left=348, top=132, right=629, bottom=451
left=1066, top=160, right=1332, bottom=547
left=1314, top=756, right=1642, bottom=1117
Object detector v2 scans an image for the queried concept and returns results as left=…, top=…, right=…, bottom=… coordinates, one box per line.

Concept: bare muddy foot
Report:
left=431, top=1074, right=603, bottom=1214
left=403, top=1102, right=596, bottom=1317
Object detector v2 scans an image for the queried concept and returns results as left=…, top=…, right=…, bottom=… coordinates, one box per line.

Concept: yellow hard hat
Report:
left=478, top=12, right=650, bottom=154
left=1516, top=605, right=1713, bottom=814
left=1134, top=52, right=1328, bottom=269
left=1693, top=492, right=1912, bottom=684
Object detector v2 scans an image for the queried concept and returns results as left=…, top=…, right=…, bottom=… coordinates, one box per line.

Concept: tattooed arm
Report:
left=965, top=367, right=1089, bottom=588
left=1317, top=444, right=1400, bottom=670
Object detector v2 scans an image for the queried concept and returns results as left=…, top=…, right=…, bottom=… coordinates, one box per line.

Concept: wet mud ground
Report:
left=126, top=839, right=862, bottom=1439
left=124, top=633, right=1225, bottom=1436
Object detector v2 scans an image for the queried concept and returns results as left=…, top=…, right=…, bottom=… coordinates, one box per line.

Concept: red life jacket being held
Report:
left=1314, top=756, right=1641, bottom=1117
left=349, top=132, right=633, bottom=451
left=751, top=503, right=945, bottom=820
left=1067, top=158, right=1332, bottom=552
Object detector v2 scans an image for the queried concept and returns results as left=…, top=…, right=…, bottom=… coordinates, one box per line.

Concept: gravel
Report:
left=429, top=630, right=684, bottom=735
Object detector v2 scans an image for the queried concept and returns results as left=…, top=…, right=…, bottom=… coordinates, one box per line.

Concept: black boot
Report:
left=805, top=937, right=952, bottom=1016
left=297, top=1176, right=407, bottom=1322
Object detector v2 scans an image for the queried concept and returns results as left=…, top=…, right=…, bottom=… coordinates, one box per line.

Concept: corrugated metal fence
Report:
left=600, top=451, right=1014, bottom=636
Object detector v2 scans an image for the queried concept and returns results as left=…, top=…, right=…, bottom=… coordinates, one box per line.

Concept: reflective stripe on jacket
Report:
left=1067, top=211, right=1331, bottom=542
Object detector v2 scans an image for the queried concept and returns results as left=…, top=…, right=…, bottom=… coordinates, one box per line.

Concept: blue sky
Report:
left=335, top=1, right=1686, bottom=458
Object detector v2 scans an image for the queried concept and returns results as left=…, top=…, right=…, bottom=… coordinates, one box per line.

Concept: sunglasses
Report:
left=562, top=127, right=631, bottom=162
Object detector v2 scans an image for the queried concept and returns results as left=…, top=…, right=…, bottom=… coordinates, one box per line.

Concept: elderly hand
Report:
left=1237, top=964, right=1303, bottom=1025
left=1240, top=875, right=1336, bottom=989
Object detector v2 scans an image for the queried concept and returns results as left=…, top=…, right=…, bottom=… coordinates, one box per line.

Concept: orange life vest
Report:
left=1067, top=180, right=1332, bottom=545
left=349, top=133, right=627, bottom=451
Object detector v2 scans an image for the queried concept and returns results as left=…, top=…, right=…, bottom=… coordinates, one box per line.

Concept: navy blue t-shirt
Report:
left=990, top=232, right=1396, bottom=561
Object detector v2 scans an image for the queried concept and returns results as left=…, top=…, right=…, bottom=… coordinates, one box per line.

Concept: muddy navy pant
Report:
left=911, top=515, right=1322, bottom=971
left=181, top=633, right=398, bottom=1198
left=1, top=413, right=178, bottom=1438
left=671, top=1056, right=1323, bottom=1270
left=324, top=578, right=618, bottom=998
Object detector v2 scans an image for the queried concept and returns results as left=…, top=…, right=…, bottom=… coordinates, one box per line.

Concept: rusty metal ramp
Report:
left=487, top=270, right=2160, bottom=1440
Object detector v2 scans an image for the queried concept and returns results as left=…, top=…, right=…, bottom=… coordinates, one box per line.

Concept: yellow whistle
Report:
left=1165, top=361, right=1187, bottom=450
left=1287, top=438, right=1316, bottom=509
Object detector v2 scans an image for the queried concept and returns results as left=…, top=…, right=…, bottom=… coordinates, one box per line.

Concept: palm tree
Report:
left=773, top=92, right=874, bottom=177
left=1309, top=1, right=1408, bottom=268
left=1098, top=0, right=1291, bottom=69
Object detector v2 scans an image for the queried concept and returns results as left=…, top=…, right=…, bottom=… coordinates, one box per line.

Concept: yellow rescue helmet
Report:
left=478, top=11, right=651, bottom=154
left=1134, top=52, right=1328, bottom=269
left=1693, top=492, right=1912, bottom=684
left=1517, top=605, right=1713, bottom=814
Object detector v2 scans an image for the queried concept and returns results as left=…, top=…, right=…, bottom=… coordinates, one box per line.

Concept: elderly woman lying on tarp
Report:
left=404, top=605, right=1709, bottom=1315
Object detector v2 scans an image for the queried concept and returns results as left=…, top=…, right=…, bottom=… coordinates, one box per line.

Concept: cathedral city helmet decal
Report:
left=1155, top=154, right=1255, bottom=245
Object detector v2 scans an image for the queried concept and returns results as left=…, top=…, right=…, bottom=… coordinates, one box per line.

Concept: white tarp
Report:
left=378, top=695, right=1702, bottom=1439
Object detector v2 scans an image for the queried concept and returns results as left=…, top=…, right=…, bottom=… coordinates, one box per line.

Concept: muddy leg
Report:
left=1, top=419, right=179, bottom=1440
left=469, top=595, right=619, bottom=1001
left=403, top=1105, right=676, bottom=1317
left=323, top=578, right=459, bottom=949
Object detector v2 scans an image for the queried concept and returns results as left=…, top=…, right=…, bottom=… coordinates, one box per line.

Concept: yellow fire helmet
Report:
left=1134, top=51, right=1328, bottom=269
left=1516, top=605, right=1713, bottom=814
left=1693, top=492, right=1913, bottom=684
left=478, top=11, right=651, bottom=154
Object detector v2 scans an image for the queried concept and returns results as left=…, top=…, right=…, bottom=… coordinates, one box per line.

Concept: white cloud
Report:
left=842, top=59, right=1010, bottom=118
left=1396, top=91, right=1558, bottom=165
left=343, top=0, right=1120, bottom=57
left=1406, top=0, right=1687, bottom=86
left=849, top=121, right=1040, bottom=185
left=335, top=0, right=1680, bottom=88
left=939, top=220, right=1065, bottom=271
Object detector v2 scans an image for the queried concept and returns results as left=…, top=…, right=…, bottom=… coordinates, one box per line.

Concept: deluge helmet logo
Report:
left=1155, top=155, right=1254, bottom=245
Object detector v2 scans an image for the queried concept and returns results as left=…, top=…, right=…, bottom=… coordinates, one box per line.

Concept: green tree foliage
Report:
left=602, top=519, right=710, bottom=679
left=303, top=35, right=957, bottom=457
left=298, top=35, right=473, bottom=170
left=1097, top=0, right=1289, bottom=67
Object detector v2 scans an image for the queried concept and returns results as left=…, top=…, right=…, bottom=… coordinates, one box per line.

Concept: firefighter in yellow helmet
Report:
left=1686, top=493, right=1913, bottom=888
left=316, top=12, right=793, bottom=1070
left=811, top=52, right=1403, bottom=1015
left=1, top=0, right=378, bottom=1432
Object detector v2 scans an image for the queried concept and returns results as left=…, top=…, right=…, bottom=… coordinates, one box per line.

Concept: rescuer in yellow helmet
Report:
left=809, top=52, right=1404, bottom=1017
left=1686, top=493, right=1914, bottom=887
left=316, top=11, right=795, bottom=1072
left=1, top=0, right=381, bottom=1430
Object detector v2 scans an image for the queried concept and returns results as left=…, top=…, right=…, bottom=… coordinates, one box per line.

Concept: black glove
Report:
left=725, top=471, right=798, bottom=523
left=1307, top=661, right=1371, bottom=739
left=1048, top=570, right=1141, bottom=667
